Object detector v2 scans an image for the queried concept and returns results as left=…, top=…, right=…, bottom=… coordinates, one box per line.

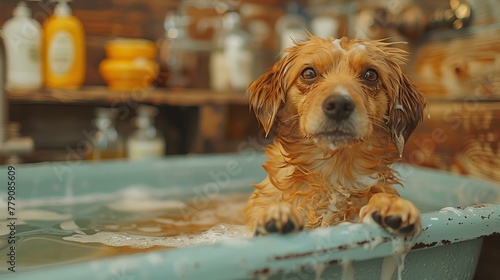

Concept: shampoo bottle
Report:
left=43, top=0, right=86, bottom=89
left=3, top=1, right=43, bottom=91
left=126, top=105, right=166, bottom=160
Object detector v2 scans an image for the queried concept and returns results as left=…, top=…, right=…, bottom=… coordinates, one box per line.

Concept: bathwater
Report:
left=0, top=186, right=252, bottom=272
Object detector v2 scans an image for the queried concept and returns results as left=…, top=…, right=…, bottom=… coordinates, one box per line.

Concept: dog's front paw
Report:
left=360, top=193, right=421, bottom=237
left=254, top=202, right=304, bottom=236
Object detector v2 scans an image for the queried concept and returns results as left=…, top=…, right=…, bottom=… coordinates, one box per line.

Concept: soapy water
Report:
left=0, top=186, right=252, bottom=269
left=0, top=184, right=431, bottom=277
left=63, top=224, right=251, bottom=249
left=0, top=186, right=421, bottom=278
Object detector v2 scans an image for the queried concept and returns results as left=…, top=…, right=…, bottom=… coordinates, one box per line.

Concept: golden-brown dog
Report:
left=244, top=36, right=427, bottom=237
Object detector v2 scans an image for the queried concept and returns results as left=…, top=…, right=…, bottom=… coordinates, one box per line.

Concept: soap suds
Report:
left=63, top=224, right=252, bottom=249
left=332, top=39, right=345, bottom=52
left=356, top=174, right=380, bottom=187
left=394, top=133, right=405, bottom=157
left=19, top=209, right=71, bottom=221
left=60, top=220, right=85, bottom=234
left=351, top=44, right=366, bottom=52
left=107, top=199, right=186, bottom=213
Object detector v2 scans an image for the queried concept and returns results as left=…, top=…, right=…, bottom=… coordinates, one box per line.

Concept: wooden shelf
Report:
left=8, top=86, right=251, bottom=154
left=8, top=86, right=249, bottom=107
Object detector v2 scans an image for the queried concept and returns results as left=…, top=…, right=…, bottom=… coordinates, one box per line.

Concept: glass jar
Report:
left=210, top=11, right=254, bottom=92
left=86, top=108, right=125, bottom=161
left=126, top=105, right=166, bottom=160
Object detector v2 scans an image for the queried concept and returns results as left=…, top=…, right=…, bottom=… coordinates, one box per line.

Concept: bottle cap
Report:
left=94, top=108, right=117, bottom=129
left=13, top=1, right=31, bottom=17
left=222, top=12, right=240, bottom=30
left=52, top=0, right=73, bottom=16
left=135, top=105, right=158, bottom=128
left=95, top=107, right=118, bottom=119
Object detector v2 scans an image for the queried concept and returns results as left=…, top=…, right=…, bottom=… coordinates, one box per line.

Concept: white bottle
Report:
left=126, top=105, right=166, bottom=160
left=3, top=1, right=43, bottom=91
left=275, top=2, right=308, bottom=55
left=210, top=11, right=253, bottom=92
left=311, top=16, right=339, bottom=39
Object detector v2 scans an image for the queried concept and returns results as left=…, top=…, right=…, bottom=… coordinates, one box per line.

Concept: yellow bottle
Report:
left=43, top=0, right=85, bottom=89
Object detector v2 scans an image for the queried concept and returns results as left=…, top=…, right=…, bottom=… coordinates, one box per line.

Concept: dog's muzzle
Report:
left=322, top=95, right=355, bottom=121
left=314, top=93, right=360, bottom=149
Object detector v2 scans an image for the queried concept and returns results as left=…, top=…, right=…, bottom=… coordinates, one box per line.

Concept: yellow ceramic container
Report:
left=99, top=58, right=159, bottom=90
left=105, top=39, right=157, bottom=60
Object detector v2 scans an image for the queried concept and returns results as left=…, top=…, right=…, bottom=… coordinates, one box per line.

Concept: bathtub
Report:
left=0, top=153, right=499, bottom=280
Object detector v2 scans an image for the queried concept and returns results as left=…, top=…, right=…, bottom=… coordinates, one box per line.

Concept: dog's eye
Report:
left=363, top=69, right=379, bottom=84
left=301, top=68, right=317, bottom=81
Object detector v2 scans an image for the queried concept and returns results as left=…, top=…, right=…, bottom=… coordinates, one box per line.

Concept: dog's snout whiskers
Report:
left=322, top=95, right=355, bottom=121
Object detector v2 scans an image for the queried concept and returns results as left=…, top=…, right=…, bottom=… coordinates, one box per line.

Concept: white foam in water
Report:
left=63, top=223, right=252, bottom=249
left=107, top=199, right=186, bottom=213
left=2, top=187, right=253, bottom=271
left=19, top=209, right=72, bottom=221
left=60, top=220, right=85, bottom=234
left=107, top=185, right=187, bottom=213
left=0, top=199, right=71, bottom=222
left=0, top=206, right=71, bottom=224
left=6, top=185, right=185, bottom=209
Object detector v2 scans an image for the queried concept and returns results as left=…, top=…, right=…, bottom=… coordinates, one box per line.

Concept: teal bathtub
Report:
left=0, top=153, right=499, bottom=280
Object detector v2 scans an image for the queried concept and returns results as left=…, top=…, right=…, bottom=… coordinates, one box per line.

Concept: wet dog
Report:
left=244, top=36, right=427, bottom=238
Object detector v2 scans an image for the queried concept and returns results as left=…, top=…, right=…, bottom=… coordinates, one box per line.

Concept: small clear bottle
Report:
left=126, top=105, right=165, bottom=160
left=86, top=108, right=125, bottom=161
left=210, top=10, right=253, bottom=91
left=157, top=11, right=192, bottom=88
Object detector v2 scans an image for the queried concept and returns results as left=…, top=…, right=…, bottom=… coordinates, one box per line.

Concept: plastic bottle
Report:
left=2, top=1, right=43, bottom=91
left=86, top=108, right=125, bottom=161
left=43, top=0, right=86, bottom=89
left=275, top=2, right=308, bottom=54
left=126, top=105, right=166, bottom=160
left=210, top=11, right=253, bottom=92
left=311, top=16, right=339, bottom=39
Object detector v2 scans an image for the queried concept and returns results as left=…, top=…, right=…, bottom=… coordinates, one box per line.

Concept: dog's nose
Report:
left=322, top=96, right=355, bottom=120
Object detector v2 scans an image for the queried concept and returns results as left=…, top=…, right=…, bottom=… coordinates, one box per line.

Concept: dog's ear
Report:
left=375, top=41, right=428, bottom=156
left=247, top=55, right=292, bottom=136
left=387, top=70, right=428, bottom=157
